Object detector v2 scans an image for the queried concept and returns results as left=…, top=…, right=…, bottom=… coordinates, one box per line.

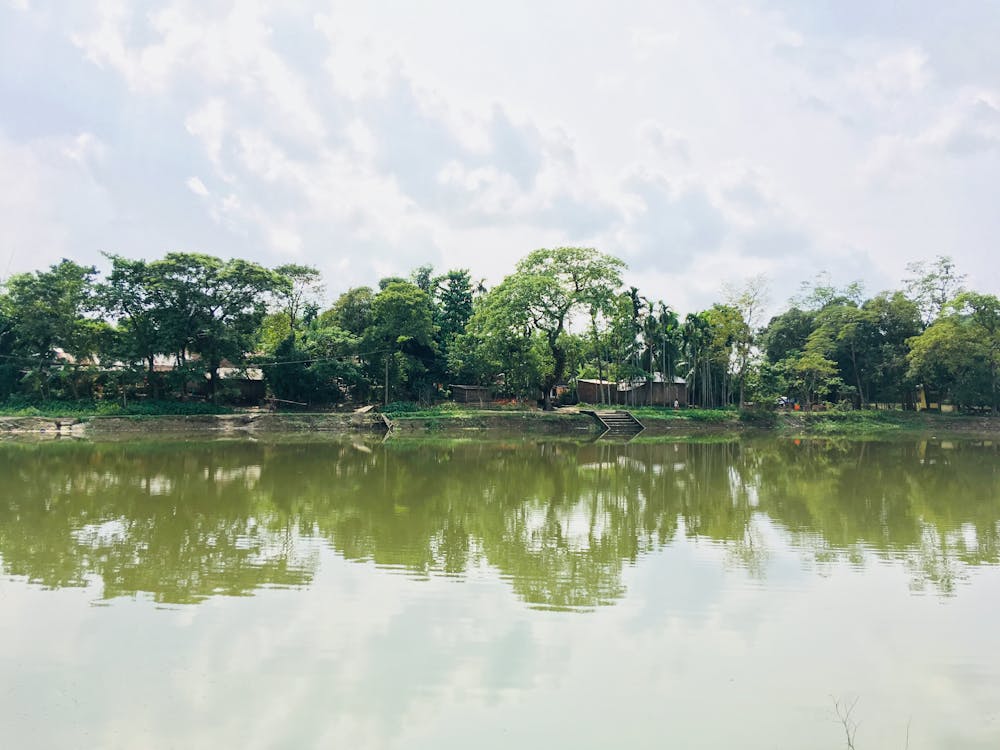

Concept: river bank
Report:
left=2, top=407, right=1000, bottom=438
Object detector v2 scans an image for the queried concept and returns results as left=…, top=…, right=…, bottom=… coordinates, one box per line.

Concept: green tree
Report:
left=0, top=295, right=17, bottom=400
left=150, top=253, right=283, bottom=402
left=724, top=275, right=769, bottom=407
left=791, top=348, right=841, bottom=405
left=364, top=281, right=436, bottom=404
left=682, top=312, right=713, bottom=407
left=98, top=255, right=168, bottom=396
left=862, top=292, right=922, bottom=407
left=435, top=269, right=474, bottom=349
left=272, top=264, right=323, bottom=345
left=322, top=286, right=374, bottom=337
left=3, top=259, right=100, bottom=398
left=909, top=292, right=1000, bottom=411
left=468, top=248, right=624, bottom=409
left=905, top=255, right=966, bottom=326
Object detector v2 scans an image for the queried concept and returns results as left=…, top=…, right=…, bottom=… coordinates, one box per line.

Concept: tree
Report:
left=98, top=255, right=168, bottom=396
left=723, top=275, right=769, bottom=407
left=0, top=295, right=17, bottom=400
left=908, top=292, right=1000, bottom=412
left=862, top=292, right=922, bottom=407
left=272, top=264, right=323, bottom=345
left=363, top=281, right=436, bottom=405
left=4, top=260, right=99, bottom=398
left=904, top=255, right=966, bottom=326
left=702, top=303, right=744, bottom=407
left=150, top=253, right=283, bottom=402
left=791, top=349, right=841, bottom=406
left=410, top=264, right=435, bottom=293
left=435, top=269, right=474, bottom=346
left=762, top=307, right=815, bottom=365
left=682, top=312, right=712, bottom=407
left=432, top=269, right=475, bottom=386
left=467, top=248, right=624, bottom=409
left=793, top=271, right=864, bottom=311
left=263, top=323, right=359, bottom=405
left=322, top=286, right=374, bottom=337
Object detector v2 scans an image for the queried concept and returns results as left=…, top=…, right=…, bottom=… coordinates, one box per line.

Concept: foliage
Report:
left=908, top=292, right=1000, bottom=412
left=461, top=247, right=625, bottom=409
left=363, top=280, right=436, bottom=404
left=0, top=398, right=231, bottom=416
left=321, top=286, right=374, bottom=337
left=904, top=254, right=966, bottom=325
left=0, top=248, right=997, bottom=415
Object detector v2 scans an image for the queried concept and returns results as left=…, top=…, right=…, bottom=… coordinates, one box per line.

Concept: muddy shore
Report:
left=3, top=409, right=999, bottom=439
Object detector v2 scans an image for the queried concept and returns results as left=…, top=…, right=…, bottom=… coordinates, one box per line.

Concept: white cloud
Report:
left=3, top=0, right=1000, bottom=308
left=186, top=176, right=209, bottom=196
left=0, top=133, right=113, bottom=277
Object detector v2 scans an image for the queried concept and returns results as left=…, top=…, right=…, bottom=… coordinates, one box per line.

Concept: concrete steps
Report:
left=584, top=410, right=645, bottom=437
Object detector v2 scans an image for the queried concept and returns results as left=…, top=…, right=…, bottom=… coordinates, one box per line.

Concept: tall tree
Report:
left=723, top=275, right=769, bottom=408
left=323, top=286, right=374, bottom=337
left=863, top=292, right=922, bottom=407
left=908, top=292, right=1000, bottom=412
left=363, top=281, right=436, bottom=405
left=151, top=253, right=282, bottom=401
left=0, top=293, right=17, bottom=400
left=467, top=248, right=625, bottom=409
left=435, top=269, right=474, bottom=345
left=4, top=260, right=99, bottom=398
left=272, top=264, right=323, bottom=345
left=98, top=255, right=167, bottom=395
left=904, top=255, right=966, bottom=326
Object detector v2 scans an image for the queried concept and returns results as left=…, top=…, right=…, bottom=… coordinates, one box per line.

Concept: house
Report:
left=449, top=384, right=491, bottom=404
left=577, top=374, right=687, bottom=407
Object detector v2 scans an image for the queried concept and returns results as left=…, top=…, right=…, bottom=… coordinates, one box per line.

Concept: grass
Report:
left=2, top=397, right=995, bottom=439
left=0, top=399, right=233, bottom=418
left=576, top=403, right=737, bottom=423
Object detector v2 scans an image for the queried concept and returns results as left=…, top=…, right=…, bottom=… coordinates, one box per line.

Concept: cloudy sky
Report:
left=2, top=1, right=999, bottom=313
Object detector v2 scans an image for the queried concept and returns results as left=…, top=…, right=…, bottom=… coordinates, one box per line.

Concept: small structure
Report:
left=577, top=375, right=687, bottom=407
left=449, top=384, right=491, bottom=405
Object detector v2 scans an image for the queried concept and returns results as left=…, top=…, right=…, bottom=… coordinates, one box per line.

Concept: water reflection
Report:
left=1, top=437, right=997, bottom=607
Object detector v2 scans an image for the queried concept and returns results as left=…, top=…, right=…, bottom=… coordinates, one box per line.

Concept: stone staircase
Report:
left=585, top=410, right=645, bottom=438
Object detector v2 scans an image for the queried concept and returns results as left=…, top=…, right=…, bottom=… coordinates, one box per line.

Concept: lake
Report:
left=1, top=435, right=998, bottom=749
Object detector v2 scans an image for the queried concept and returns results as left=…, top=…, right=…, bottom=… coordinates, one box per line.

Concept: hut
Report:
left=577, top=374, right=687, bottom=407
left=449, top=384, right=491, bottom=405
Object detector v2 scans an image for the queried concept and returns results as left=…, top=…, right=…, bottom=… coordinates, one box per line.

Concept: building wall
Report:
left=451, top=386, right=491, bottom=404
left=577, top=380, right=687, bottom=406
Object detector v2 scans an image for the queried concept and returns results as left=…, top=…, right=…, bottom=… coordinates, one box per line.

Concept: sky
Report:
left=2, top=0, right=999, bottom=314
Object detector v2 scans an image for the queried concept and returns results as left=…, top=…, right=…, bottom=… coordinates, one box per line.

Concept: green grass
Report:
left=0, top=399, right=233, bottom=417
left=774, top=409, right=973, bottom=435
left=577, top=404, right=737, bottom=423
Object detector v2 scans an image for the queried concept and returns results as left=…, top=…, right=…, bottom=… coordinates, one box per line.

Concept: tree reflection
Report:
left=0, top=436, right=998, bottom=607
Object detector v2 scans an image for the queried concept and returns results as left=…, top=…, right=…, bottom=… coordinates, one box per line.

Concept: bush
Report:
left=0, top=399, right=232, bottom=417
left=379, top=401, right=423, bottom=414
left=739, top=408, right=777, bottom=427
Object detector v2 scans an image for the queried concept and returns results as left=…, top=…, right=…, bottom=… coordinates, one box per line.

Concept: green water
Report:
left=1, top=436, right=998, bottom=748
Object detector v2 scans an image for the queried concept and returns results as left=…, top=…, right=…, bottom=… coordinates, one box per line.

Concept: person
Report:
left=673, top=399, right=679, bottom=409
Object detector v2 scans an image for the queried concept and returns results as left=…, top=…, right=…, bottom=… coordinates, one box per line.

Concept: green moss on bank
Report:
left=2, top=402, right=999, bottom=438
left=0, top=399, right=232, bottom=418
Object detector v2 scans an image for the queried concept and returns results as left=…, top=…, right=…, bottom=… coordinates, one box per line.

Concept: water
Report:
left=1, top=436, right=998, bottom=748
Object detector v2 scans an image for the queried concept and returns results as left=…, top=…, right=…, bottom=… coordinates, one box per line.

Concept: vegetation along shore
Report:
left=4, top=406, right=1000, bottom=439
left=2, top=246, right=997, bottom=419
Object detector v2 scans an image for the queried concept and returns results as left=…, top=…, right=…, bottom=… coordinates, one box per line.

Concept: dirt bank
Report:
left=2, top=409, right=999, bottom=439
left=0, top=412, right=389, bottom=436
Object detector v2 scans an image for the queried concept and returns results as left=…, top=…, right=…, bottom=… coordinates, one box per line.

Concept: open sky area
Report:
left=2, top=1, right=999, bottom=314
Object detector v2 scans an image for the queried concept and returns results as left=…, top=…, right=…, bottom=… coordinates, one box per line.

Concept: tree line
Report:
left=0, top=247, right=997, bottom=412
